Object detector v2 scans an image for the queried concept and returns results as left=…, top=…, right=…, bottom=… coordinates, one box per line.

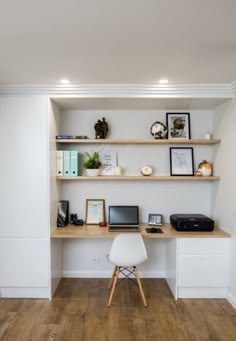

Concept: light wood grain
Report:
left=51, top=223, right=230, bottom=239
left=1, top=278, right=236, bottom=341
left=57, top=175, right=220, bottom=181
left=55, top=138, right=221, bottom=145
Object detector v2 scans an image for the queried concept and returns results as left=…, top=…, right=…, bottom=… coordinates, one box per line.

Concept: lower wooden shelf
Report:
left=56, top=175, right=220, bottom=181
left=51, top=224, right=230, bottom=239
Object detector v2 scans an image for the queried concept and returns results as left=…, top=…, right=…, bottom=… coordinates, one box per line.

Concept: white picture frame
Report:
left=100, top=150, right=117, bottom=175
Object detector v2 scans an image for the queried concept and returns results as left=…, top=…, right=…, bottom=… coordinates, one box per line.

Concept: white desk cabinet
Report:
left=177, top=238, right=230, bottom=298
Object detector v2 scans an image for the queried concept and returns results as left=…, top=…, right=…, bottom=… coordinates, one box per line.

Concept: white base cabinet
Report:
left=176, top=238, right=230, bottom=298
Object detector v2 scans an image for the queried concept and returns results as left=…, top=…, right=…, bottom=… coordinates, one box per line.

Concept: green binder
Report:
left=70, top=150, right=78, bottom=176
left=63, top=151, right=71, bottom=176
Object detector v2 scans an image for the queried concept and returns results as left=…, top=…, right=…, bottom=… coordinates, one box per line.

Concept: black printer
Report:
left=170, top=214, right=214, bottom=231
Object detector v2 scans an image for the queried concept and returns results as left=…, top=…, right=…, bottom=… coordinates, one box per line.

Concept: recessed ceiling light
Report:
left=159, top=79, right=169, bottom=84
left=60, top=79, right=71, bottom=84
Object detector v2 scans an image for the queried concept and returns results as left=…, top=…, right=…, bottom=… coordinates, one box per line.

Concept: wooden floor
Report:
left=0, top=278, right=236, bottom=341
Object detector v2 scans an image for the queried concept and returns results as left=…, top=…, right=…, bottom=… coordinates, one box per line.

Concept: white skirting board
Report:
left=0, top=287, right=50, bottom=299
left=227, top=290, right=236, bottom=309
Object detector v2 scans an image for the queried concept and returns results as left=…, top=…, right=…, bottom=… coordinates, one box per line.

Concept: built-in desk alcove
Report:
left=49, top=93, right=231, bottom=300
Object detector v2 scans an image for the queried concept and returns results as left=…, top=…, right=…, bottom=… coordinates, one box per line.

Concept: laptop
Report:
left=108, top=206, right=141, bottom=232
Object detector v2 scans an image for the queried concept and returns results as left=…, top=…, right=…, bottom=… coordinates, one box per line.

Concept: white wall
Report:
left=62, top=238, right=166, bottom=278
left=57, top=108, right=217, bottom=277
left=0, top=95, right=50, bottom=297
left=213, top=96, right=236, bottom=307
left=60, top=109, right=214, bottom=219
left=48, top=99, right=62, bottom=295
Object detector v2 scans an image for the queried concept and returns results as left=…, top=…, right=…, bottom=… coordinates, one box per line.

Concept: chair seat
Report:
left=108, top=233, right=147, bottom=267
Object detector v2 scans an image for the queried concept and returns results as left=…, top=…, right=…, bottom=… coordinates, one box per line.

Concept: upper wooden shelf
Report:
left=57, top=175, right=220, bottom=181
left=55, top=138, right=221, bottom=145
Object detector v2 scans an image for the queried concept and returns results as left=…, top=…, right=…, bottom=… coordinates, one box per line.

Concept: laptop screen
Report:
left=109, top=206, right=139, bottom=225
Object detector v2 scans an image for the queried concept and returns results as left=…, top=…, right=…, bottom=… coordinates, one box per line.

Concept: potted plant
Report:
left=83, top=151, right=102, bottom=176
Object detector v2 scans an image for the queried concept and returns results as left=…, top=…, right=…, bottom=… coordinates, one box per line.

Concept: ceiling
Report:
left=52, top=97, right=230, bottom=110
left=1, top=0, right=236, bottom=85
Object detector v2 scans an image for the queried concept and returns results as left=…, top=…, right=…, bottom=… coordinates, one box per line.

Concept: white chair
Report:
left=107, top=233, right=148, bottom=307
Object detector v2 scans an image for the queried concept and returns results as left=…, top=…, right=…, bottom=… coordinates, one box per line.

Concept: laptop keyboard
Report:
left=108, top=226, right=140, bottom=232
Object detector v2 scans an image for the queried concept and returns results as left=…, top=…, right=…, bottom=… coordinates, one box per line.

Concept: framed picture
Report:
left=166, top=113, right=191, bottom=139
left=148, top=214, right=163, bottom=226
left=100, top=150, right=117, bottom=175
left=170, top=147, right=194, bottom=176
left=85, top=199, right=105, bottom=224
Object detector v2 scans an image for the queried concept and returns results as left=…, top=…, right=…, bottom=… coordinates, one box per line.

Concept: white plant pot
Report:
left=86, top=169, right=100, bottom=176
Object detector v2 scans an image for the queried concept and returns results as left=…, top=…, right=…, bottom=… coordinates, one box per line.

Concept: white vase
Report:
left=199, top=168, right=212, bottom=176
left=86, top=169, right=100, bottom=176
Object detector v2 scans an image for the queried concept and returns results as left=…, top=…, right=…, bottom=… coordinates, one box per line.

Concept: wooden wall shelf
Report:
left=51, top=224, right=230, bottom=239
left=56, top=175, right=220, bottom=181
left=55, top=138, right=221, bottom=145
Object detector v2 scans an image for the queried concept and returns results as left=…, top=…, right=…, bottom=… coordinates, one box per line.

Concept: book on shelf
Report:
left=56, top=135, right=89, bottom=139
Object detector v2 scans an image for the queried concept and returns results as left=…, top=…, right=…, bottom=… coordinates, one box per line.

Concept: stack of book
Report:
left=56, top=150, right=79, bottom=176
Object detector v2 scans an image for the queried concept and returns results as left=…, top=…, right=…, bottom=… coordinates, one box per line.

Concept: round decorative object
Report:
left=198, top=160, right=212, bottom=176
left=150, top=121, right=167, bottom=139
left=140, top=164, right=153, bottom=176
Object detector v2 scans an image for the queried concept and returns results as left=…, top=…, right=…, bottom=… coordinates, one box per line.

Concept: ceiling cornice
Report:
left=0, top=83, right=234, bottom=98
left=231, top=81, right=236, bottom=94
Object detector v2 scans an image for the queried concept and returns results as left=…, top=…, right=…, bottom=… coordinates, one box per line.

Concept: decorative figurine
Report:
left=94, top=117, right=109, bottom=139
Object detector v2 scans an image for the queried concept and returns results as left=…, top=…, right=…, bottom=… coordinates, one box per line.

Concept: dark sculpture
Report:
left=94, top=117, right=108, bottom=139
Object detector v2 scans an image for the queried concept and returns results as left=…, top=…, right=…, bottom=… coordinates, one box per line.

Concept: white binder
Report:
left=56, top=150, right=63, bottom=176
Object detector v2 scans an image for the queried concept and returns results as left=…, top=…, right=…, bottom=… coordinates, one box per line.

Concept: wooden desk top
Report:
left=51, top=224, right=230, bottom=239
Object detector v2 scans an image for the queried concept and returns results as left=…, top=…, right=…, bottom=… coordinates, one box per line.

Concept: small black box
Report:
left=170, top=214, right=214, bottom=231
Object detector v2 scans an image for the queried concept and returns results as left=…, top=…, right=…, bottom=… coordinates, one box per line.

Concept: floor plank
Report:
left=0, top=278, right=236, bottom=341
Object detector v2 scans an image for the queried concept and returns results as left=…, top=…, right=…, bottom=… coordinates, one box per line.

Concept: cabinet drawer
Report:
left=178, top=238, right=228, bottom=255
left=178, top=254, right=228, bottom=287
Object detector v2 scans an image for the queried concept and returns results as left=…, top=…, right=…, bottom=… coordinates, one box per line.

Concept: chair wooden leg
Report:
left=108, top=265, right=118, bottom=290
left=134, top=267, right=147, bottom=307
left=107, top=266, right=119, bottom=307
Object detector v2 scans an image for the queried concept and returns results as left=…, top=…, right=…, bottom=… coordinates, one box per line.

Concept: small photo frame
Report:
left=170, top=147, right=194, bottom=176
left=148, top=214, right=162, bottom=226
left=166, top=113, right=191, bottom=139
left=85, top=199, right=105, bottom=225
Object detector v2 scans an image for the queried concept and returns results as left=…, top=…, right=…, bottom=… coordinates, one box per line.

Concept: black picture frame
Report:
left=170, top=147, right=194, bottom=176
left=166, top=113, right=191, bottom=139
left=148, top=214, right=163, bottom=226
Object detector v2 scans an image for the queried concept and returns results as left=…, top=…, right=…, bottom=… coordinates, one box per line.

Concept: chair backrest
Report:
left=109, top=233, right=148, bottom=267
